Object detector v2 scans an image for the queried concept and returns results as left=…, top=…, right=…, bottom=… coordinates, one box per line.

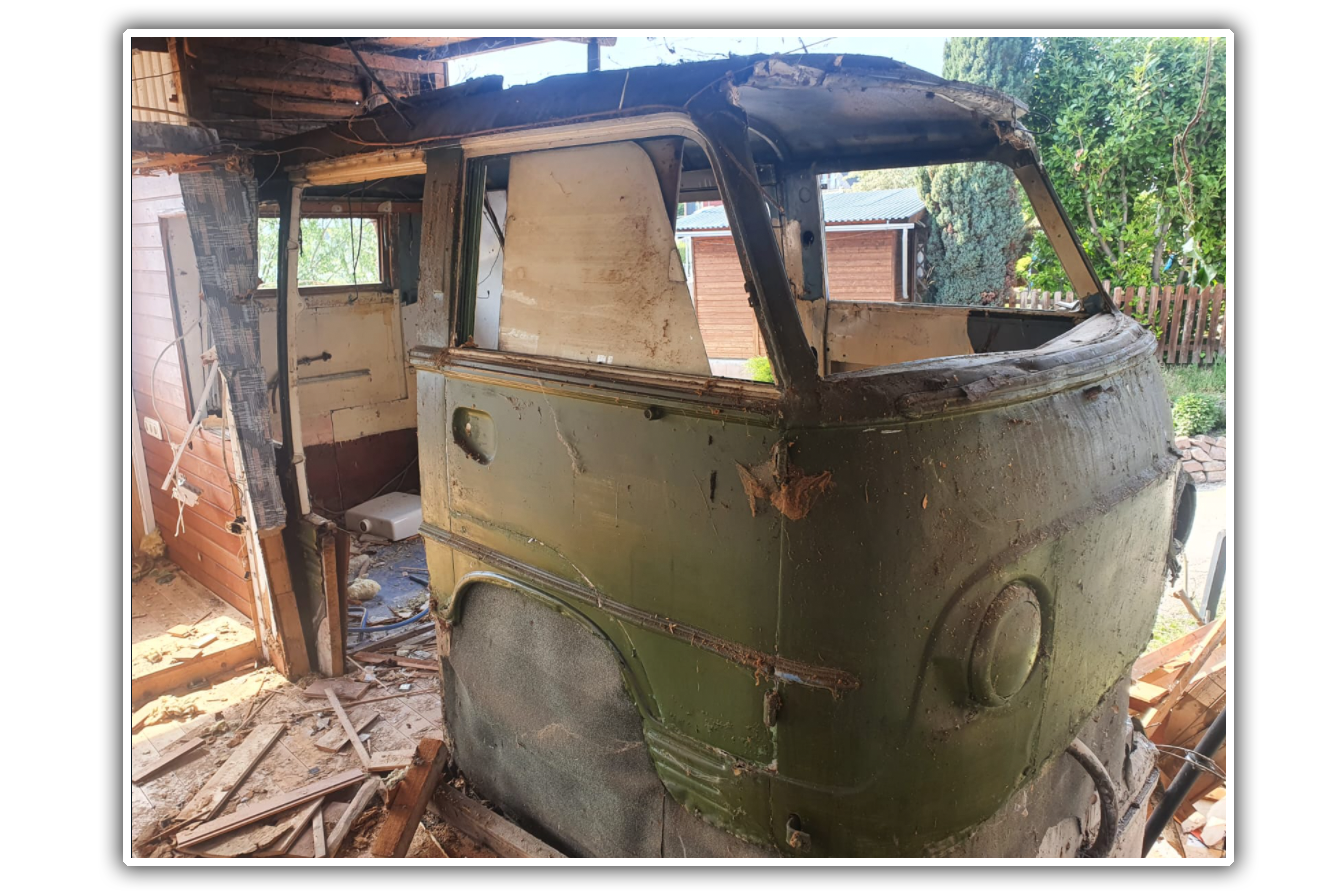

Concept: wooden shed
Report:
left=677, top=189, right=927, bottom=367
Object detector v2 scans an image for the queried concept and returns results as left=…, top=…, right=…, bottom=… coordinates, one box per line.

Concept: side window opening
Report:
left=462, top=137, right=777, bottom=384
left=815, top=162, right=1079, bottom=375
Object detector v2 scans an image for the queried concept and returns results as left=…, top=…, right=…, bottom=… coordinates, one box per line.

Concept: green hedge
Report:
left=1172, top=393, right=1225, bottom=437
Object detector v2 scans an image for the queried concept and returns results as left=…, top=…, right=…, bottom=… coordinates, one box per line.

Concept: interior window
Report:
left=463, top=138, right=776, bottom=383
left=257, top=216, right=385, bottom=290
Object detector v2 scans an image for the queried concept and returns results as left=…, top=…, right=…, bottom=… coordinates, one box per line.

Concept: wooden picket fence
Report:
left=999, top=282, right=1227, bottom=365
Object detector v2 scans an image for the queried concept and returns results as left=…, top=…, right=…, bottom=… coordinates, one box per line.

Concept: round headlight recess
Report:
left=969, top=582, right=1043, bottom=706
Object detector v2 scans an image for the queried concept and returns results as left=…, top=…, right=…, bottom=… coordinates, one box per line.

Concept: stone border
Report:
left=1174, top=433, right=1227, bottom=485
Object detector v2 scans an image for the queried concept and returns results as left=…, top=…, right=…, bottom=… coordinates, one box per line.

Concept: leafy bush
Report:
left=743, top=356, right=774, bottom=383
left=1172, top=393, right=1224, bottom=437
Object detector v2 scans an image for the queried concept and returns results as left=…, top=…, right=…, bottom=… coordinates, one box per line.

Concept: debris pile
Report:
left=1134, top=616, right=1228, bottom=859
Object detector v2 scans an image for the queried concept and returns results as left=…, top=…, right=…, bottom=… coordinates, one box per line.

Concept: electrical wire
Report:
left=150, top=320, right=200, bottom=459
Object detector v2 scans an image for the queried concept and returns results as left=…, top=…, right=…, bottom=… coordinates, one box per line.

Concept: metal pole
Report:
left=1142, top=709, right=1227, bottom=856
left=587, top=39, right=601, bottom=72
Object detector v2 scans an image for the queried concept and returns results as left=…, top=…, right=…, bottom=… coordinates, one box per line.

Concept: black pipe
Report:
left=1142, top=709, right=1227, bottom=856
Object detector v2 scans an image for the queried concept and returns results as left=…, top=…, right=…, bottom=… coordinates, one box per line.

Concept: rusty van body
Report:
left=260, top=54, right=1186, bottom=857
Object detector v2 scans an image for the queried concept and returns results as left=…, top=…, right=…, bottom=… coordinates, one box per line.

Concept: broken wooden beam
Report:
left=176, top=768, right=366, bottom=848
left=293, top=688, right=439, bottom=717
left=132, top=737, right=206, bottom=784
left=430, top=784, right=566, bottom=858
left=1146, top=617, right=1228, bottom=742
left=175, top=724, right=285, bottom=825
left=314, top=711, right=378, bottom=753
left=326, top=689, right=373, bottom=770
left=311, top=806, right=328, bottom=857
left=370, top=738, right=450, bottom=857
left=301, top=678, right=372, bottom=701
left=349, top=621, right=434, bottom=655
left=368, top=750, right=417, bottom=773
left=258, top=797, right=327, bottom=857
left=357, top=652, right=439, bottom=672
left=328, top=777, right=384, bottom=857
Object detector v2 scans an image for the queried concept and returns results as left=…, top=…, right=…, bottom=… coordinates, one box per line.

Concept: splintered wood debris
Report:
left=131, top=628, right=560, bottom=857
left=1133, top=617, right=1229, bottom=859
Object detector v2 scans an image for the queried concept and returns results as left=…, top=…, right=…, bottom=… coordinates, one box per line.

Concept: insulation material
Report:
left=178, top=169, right=287, bottom=530
left=440, top=583, right=769, bottom=857
left=497, top=142, right=711, bottom=375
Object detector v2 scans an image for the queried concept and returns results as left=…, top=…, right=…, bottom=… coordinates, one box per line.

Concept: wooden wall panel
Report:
left=690, top=236, right=762, bottom=360
left=826, top=230, right=900, bottom=302
left=131, top=173, right=255, bottom=617
left=176, top=38, right=446, bottom=143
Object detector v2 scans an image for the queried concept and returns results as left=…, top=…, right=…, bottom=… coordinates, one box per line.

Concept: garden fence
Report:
left=998, top=282, right=1227, bottom=365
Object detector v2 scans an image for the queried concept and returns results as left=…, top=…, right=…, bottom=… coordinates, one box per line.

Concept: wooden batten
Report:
left=257, top=529, right=312, bottom=679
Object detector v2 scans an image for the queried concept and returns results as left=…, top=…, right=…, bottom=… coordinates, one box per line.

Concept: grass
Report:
left=1161, top=358, right=1227, bottom=435
left=1160, top=358, right=1226, bottom=403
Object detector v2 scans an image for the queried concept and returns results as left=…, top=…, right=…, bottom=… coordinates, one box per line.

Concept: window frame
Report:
left=255, top=203, right=392, bottom=296
left=448, top=117, right=788, bottom=396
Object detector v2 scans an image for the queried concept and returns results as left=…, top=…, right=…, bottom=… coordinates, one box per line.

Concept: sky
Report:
left=448, top=32, right=949, bottom=87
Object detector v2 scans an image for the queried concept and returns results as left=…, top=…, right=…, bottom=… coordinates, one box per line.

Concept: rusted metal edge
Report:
left=895, top=330, right=1153, bottom=419
left=423, top=522, right=859, bottom=693
left=408, top=346, right=781, bottom=424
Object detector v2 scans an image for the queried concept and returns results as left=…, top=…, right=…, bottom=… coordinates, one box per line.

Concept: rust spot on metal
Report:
left=735, top=441, right=834, bottom=521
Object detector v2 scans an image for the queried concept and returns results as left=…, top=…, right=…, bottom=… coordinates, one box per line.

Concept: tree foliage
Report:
left=849, top=167, right=923, bottom=192
left=1025, top=36, right=1226, bottom=290
left=257, top=217, right=382, bottom=289
left=918, top=37, right=1037, bottom=304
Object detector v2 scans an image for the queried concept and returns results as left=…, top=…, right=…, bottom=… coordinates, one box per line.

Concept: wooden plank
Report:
left=320, top=526, right=347, bottom=675
left=176, top=724, right=285, bottom=826
left=302, top=678, right=371, bottom=701
left=257, top=530, right=312, bottom=679
left=220, top=36, right=448, bottom=76
left=1180, top=287, right=1198, bottom=364
left=431, top=784, right=566, bottom=858
left=1128, top=679, right=1168, bottom=713
left=132, top=638, right=259, bottom=708
left=1207, top=287, right=1225, bottom=362
left=1151, top=285, right=1166, bottom=355
left=349, top=621, right=435, bottom=655
left=328, top=777, right=384, bottom=857
left=295, top=688, right=440, bottom=717
left=1135, top=285, right=1147, bottom=317
left=257, top=797, right=327, bottom=857
left=1201, top=288, right=1217, bottom=363
left=1146, top=618, right=1227, bottom=741
left=288, top=802, right=346, bottom=858
left=327, top=689, right=373, bottom=770
left=1168, top=284, right=1186, bottom=363
left=1190, top=286, right=1211, bottom=364
left=203, top=72, right=364, bottom=103
left=314, top=710, right=378, bottom=753
left=414, top=146, right=464, bottom=350
left=132, top=737, right=207, bottom=784
left=356, top=652, right=438, bottom=671
left=368, top=750, right=418, bottom=773
left=370, top=738, right=450, bottom=857
left=177, top=767, right=366, bottom=847
left=1133, top=617, right=1225, bottom=680
left=311, top=807, right=328, bottom=857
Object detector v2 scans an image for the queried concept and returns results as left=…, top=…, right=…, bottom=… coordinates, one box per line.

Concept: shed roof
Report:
left=676, top=188, right=925, bottom=231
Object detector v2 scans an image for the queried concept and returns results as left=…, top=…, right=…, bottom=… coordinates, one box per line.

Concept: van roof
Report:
left=260, top=53, right=1030, bottom=176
